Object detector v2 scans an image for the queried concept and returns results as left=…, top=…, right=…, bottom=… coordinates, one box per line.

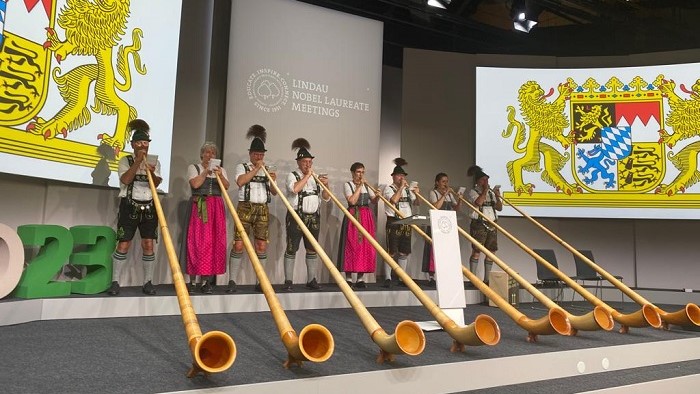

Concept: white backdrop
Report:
left=222, top=0, right=384, bottom=284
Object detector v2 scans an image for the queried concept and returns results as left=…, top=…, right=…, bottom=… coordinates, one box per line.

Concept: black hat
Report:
left=467, top=165, right=489, bottom=181
left=391, top=157, right=408, bottom=176
left=247, top=124, right=267, bottom=152
left=292, top=138, right=314, bottom=160
left=129, top=119, right=151, bottom=142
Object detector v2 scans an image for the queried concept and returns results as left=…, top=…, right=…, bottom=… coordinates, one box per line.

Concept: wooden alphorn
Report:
left=144, top=167, right=236, bottom=377
left=216, top=173, right=334, bottom=368
left=262, top=167, right=425, bottom=363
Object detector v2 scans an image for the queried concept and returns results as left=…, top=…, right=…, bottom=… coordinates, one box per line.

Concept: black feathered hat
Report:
left=129, top=119, right=151, bottom=142
left=391, top=157, right=408, bottom=176
left=292, top=138, right=314, bottom=160
left=467, top=165, right=489, bottom=181
left=247, top=124, right=267, bottom=152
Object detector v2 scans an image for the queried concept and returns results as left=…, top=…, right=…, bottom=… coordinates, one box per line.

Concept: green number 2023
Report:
left=2, top=224, right=116, bottom=299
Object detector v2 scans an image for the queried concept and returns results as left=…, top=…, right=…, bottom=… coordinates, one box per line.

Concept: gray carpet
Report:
left=1, top=288, right=698, bottom=393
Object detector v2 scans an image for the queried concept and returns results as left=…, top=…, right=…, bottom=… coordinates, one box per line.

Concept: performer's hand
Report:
left=135, top=149, right=147, bottom=163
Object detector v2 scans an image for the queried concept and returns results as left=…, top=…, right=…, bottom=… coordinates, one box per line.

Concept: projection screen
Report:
left=0, top=0, right=182, bottom=192
left=476, top=63, right=700, bottom=219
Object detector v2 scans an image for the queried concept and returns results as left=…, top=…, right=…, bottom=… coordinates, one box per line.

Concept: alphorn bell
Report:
left=215, top=174, right=334, bottom=368
left=262, top=167, right=425, bottom=363
left=319, top=177, right=501, bottom=352
left=144, top=167, right=236, bottom=377
left=366, top=183, right=571, bottom=342
left=453, top=190, right=662, bottom=333
left=414, top=189, right=614, bottom=334
left=499, top=195, right=700, bottom=330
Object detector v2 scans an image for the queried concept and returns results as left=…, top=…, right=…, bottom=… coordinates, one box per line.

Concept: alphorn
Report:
left=215, top=174, right=334, bottom=368
left=414, top=189, right=615, bottom=334
left=320, top=177, right=501, bottom=352
left=366, top=183, right=571, bottom=342
left=144, top=167, right=236, bottom=377
left=452, top=190, right=662, bottom=333
left=499, top=194, right=700, bottom=330
left=262, top=167, right=425, bottom=363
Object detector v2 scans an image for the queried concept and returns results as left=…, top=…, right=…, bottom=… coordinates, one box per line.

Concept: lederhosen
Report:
left=386, top=184, right=413, bottom=255
left=475, top=189, right=496, bottom=232
left=470, top=188, right=498, bottom=252
left=116, top=155, right=158, bottom=241
left=235, top=163, right=271, bottom=241
left=285, top=171, right=320, bottom=255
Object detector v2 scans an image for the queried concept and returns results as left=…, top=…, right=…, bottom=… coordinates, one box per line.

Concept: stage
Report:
left=1, top=283, right=699, bottom=393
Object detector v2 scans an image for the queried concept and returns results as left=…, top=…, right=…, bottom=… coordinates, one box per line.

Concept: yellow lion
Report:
left=653, top=75, right=700, bottom=196
left=27, top=0, right=146, bottom=155
left=502, top=80, right=580, bottom=195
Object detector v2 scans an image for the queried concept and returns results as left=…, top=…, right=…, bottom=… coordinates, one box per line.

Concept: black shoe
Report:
left=465, top=281, right=476, bottom=289
left=108, top=281, right=120, bottom=296
left=187, top=282, right=196, bottom=294
left=201, top=282, right=213, bottom=294
left=283, top=280, right=293, bottom=292
left=254, top=283, right=263, bottom=293
left=398, top=280, right=408, bottom=287
left=226, top=280, right=237, bottom=294
left=355, top=280, right=366, bottom=289
left=346, top=280, right=354, bottom=289
left=382, top=279, right=392, bottom=289
left=306, top=278, right=321, bottom=290
left=427, top=279, right=436, bottom=288
left=142, top=280, right=156, bottom=295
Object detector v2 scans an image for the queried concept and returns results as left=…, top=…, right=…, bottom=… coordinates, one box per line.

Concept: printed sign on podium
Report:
left=429, top=209, right=466, bottom=327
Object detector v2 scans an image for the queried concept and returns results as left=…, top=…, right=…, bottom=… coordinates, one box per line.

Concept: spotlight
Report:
left=514, top=19, right=537, bottom=33
left=427, top=0, right=449, bottom=10
left=510, top=0, right=538, bottom=33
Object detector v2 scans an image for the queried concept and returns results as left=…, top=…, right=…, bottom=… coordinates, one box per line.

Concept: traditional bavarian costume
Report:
left=186, top=164, right=228, bottom=276
left=116, top=155, right=160, bottom=242
left=383, top=183, right=415, bottom=255
left=284, top=169, right=323, bottom=256
left=233, top=161, right=272, bottom=241
left=421, top=189, right=458, bottom=273
left=467, top=184, right=499, bottom=252
left=337, top=182, right=376, bottom=273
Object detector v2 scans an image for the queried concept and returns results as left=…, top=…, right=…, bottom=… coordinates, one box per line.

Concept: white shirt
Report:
left=343, top=182, right=376, bottom=204
left=286, top=170, right=322, bottom=213
left=383, top=184, right=415, bottom=218
left=187, top=164, right=229, bottom=182
left=428, top=189, right=457, bottom=207
left=467, top=185, right=497, bottom=221
left=118, top=155, right=161, bottom=200
left=235, top=162, right=270, bottom=203
left=187, top=164, right=229, bottom=194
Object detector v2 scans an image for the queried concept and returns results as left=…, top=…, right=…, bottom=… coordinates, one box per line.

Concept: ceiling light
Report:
left=513, top=19, right=537, bottom=33
left=427, top=0, right=447, bottom=10
left=511, top=0, right=538, bottom=33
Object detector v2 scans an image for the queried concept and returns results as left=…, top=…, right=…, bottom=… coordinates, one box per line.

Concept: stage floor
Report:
left=1, top=283, right=699, bottom=393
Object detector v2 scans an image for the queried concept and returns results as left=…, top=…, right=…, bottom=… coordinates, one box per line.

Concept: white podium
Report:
left=409, top=210, right=466, bottom=330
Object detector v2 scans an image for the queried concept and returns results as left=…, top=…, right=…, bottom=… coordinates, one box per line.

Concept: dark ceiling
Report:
left=297, top=0, right=700, bottom=67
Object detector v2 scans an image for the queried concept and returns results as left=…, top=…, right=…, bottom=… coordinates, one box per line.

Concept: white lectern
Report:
left=397, top=210, right=466, bottom=330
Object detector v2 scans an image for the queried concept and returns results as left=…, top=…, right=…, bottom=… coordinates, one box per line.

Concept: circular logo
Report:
left=438, top=216, right=452, bottom=234
left=246, top=68, right=289, bottom=113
